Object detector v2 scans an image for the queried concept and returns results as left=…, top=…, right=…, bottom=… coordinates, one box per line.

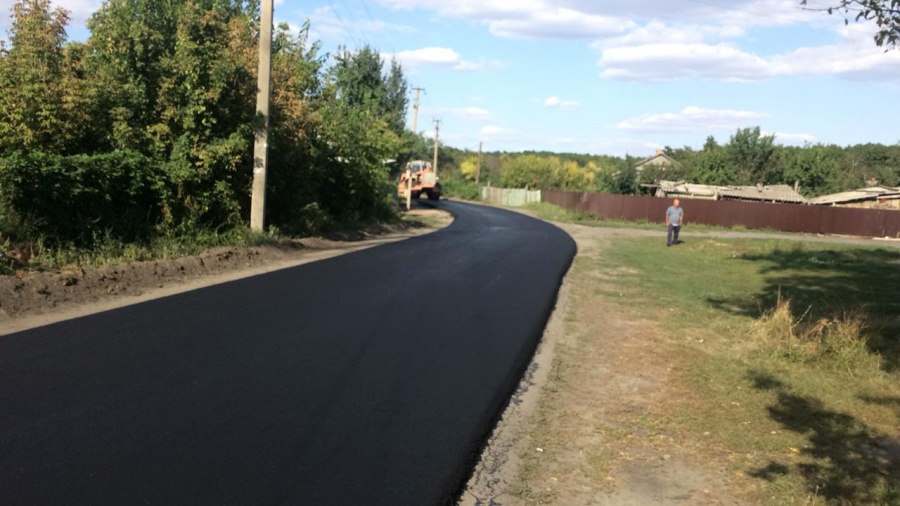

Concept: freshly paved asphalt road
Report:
left=0, top=201, right=575, bottom=505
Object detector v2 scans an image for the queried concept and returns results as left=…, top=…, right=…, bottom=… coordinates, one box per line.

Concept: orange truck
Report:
left=398, top=160, right=442, bottom=201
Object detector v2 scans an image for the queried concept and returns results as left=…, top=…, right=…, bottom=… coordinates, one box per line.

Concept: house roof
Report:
left=655, top=180, right=807, bottom=204
left=808, top=186, right=900, bottom=205
left=634, top=153, right=683, bottom=169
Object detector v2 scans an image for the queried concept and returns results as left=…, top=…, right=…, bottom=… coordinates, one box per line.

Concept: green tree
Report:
left=86, top=0, right=258, bottom=227
left=596, top=165, right=639, bottom=194
left=726, top=127, right=777, bottom=184
left=460, top=156, right=479, bottom=180
left=782, top=145, right=844, bottom=196
left=688, top=146, right=737, bottom=185
left=382, top=60, right=409, bottom=136
left=500, top=154, right=562, bottom=189
left=331, top=45, right=408, bottom=136
left=0, top=0, right=84, bottom=154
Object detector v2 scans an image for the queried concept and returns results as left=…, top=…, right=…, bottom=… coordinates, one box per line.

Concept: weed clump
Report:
left=753, top=294, right=881, bottom=374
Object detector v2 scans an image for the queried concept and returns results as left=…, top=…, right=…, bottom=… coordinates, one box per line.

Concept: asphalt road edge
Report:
left=451, top=221, right=577, bottom=505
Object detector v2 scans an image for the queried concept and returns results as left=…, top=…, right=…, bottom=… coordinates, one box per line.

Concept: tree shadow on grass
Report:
left=747, top=371, right=900, bottom=504
left=706, top=247, right=900, bottom=372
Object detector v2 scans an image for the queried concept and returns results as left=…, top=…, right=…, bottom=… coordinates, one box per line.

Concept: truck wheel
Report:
left=427, top=191, right=440, bottom=201
left=411, top=191, right=421, bottom=199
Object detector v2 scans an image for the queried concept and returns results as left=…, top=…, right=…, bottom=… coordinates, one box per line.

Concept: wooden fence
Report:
left=542, top=190, right=900, bottom=239
left=481, top=187, right=542, bottom=207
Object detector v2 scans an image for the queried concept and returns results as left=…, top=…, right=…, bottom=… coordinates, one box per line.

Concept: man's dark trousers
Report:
left=667, top=224, right=681, bottom=246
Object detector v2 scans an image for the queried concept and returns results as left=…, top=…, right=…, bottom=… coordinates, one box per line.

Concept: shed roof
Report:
left=655, top=180, right=807, bottom=204
left=634, top=153, right=683, bottom=169
left=809, top=186, right=900, bottom=205
left=718, top=185, right=807, bottom=204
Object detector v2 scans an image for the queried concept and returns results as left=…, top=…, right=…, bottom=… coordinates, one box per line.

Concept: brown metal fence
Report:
left=542, top=190, right=900, bottom=239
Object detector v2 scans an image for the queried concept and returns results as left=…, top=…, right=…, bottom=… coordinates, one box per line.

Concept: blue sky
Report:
left=3, top=0, right=899, bottom=156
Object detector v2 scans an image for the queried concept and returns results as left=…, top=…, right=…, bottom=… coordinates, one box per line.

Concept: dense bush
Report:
left=0, top=150, right=166, bottom=244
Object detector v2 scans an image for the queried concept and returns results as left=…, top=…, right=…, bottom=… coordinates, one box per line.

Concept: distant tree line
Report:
left=0, top=0, right=410, bottom=250
left=661, top=128, right=900, bottom=197
left=434, top=127, right=900, bottom=198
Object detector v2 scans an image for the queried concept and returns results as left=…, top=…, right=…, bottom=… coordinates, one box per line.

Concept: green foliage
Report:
left=315, top=99, right=400, bottom=224
left=729, top=126, right=777, bottom=184
left=0, top=0, right=410, bottom=262
left=596, top=165, right=639, bottom=194
left=0, top=150, right=166, bottom=244
left=690, top=146, right=737, bottom=185
left=440, top=175, right=479, bottom=200
left=781, top=145, right=845, bottom=196
left=0, top=0, right=85, bottom=154
left=331, top=45, right=408, bottom=137
left=84, top=0, right=258, bottom=228
left=460, top=156, right=479, bottom=181
left=499, top=154, right=600, bottom=190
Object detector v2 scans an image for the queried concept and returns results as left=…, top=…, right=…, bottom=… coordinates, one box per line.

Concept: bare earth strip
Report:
left=0, top=208, right=453, bottom=336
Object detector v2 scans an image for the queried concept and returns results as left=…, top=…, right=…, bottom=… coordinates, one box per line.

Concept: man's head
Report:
left=673, top=198, right=681, bottom=208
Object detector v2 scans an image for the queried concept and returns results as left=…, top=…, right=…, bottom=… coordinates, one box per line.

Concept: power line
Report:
left=357, top=0, right=391, bottom=50
left=325, top=0, right=361, bottom=48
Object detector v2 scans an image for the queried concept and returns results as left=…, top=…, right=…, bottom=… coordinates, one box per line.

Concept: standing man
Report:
left=666, top=198, right=684, bottom=247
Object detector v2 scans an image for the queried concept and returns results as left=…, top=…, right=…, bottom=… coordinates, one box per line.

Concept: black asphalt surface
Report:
left=0, top=201, right=575, bottom=506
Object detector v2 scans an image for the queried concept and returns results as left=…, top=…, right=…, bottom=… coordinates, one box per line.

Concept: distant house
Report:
left=634, top=149, right=682, bottom=173
left=648, top=180, right=807, bottom=204
left=809, top=186, right=900, bottom=210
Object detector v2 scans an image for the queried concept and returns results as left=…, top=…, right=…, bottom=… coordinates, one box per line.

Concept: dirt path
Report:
left=0, top=208, right=453, bottom=336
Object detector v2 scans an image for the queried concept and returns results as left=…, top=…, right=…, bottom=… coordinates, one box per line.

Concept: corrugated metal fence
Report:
left=482, top=187, right=542, bottom=207
left=543, top=190, right=900, bottom=239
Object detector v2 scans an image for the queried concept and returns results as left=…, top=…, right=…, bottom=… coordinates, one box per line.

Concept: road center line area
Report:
left=0, top=201, right=576, bottom=505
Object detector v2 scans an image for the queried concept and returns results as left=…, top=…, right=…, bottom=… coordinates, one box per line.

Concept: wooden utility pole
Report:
left=250, top=0, right=274, bottom=232
left=475, top=141, right=483, bottom=193
left=432, top=119, right=441, bottom=178
left=411, top=87, right=425, bottom=133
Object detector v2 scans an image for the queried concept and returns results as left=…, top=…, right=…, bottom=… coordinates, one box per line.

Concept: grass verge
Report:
left=597, top=237, right=900, bottom=505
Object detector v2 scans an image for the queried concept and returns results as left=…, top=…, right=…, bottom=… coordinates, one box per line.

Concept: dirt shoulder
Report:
left=1, top=208, right=453, bottom=336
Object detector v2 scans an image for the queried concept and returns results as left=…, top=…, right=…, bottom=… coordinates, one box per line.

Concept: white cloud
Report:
left=770, top=131, right=818, bottom=145
left=544, top=96, right=580, bottom=108
left=374, top=0, right=629, bottom=39
left=770, top=23, right=900, bottom=80
left=374, top=0, right=819, bottom=40
left=487, top=7, right=628, bottom=39
left=617, top=106, right=770, bottom=132
left=592, top=20, right=740, bottom=50
left=388, top=47, right=486, bottom=72
left=599, top=43, right=773, bottom=82
left=597, top=19, right=900, bottom=82
left=374, top=0, right=899, bottom=83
